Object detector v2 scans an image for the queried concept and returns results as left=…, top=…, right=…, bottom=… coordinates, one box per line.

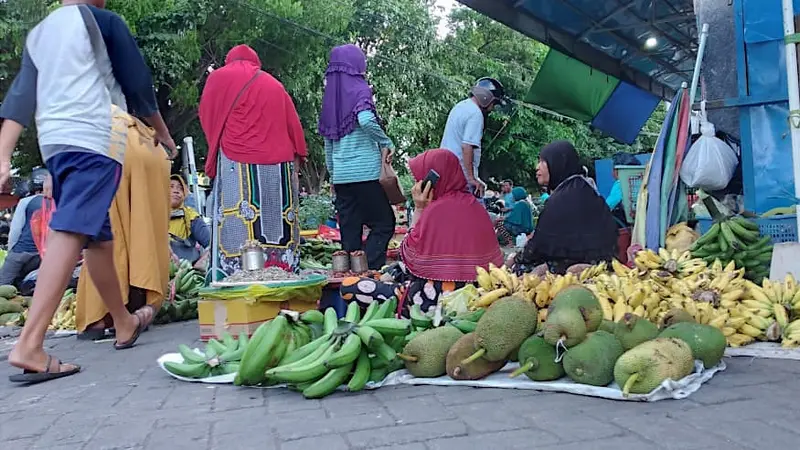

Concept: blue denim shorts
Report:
left=45, top=151, right=121, bottom=242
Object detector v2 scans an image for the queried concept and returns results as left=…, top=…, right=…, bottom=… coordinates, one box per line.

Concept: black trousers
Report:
left=334, top=180, right=396, bottom=270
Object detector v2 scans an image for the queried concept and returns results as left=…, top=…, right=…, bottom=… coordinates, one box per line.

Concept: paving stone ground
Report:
left=0, top=321, right=799, bottom=449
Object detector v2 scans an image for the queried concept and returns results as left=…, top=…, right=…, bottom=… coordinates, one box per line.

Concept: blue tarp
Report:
left=591, top=82, right=661, bottom=145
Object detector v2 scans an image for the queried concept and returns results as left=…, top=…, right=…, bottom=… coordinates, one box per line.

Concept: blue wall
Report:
left=594, top=153, right=650, bottom=197
left=734, top=0, right=800, bottom=212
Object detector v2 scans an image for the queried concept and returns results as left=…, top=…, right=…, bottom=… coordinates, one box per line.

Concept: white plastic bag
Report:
left=680, top=118, right=738, bottom=191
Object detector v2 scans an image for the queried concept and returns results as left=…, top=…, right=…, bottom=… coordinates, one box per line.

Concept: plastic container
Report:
left=697, top=215, right=798, bottom=244
left=616, top=165, right=646, bottom=223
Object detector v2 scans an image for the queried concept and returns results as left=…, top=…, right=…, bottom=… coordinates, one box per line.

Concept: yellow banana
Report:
left=739, top=323, right=764, bottom=338
left=475, top=267, right=494, bottom=291
left=746, top=315, right=772, bottom=331
left=596, top=293, right=614, bottom=321
left=720, top=289, right=745, bottom=303
left=773, top=303, right=790, bottom=329
left=723, top=260, right=736, bottom=273
left=708, top=313, right=729, bottom=329
left=612, top=259, right=630, bottom=277
left=728, top=333, right=755, bottom=347
left=475, top=288, right=510, bottom=307
left=721, top=327, right=737, bottom=337
left=613, top=301, right=627, bottom=322
left=633, top=305, right=646, bottom=318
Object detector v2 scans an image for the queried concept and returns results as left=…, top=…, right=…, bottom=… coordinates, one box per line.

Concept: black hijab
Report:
left=516, top=141, right=618, bottom=273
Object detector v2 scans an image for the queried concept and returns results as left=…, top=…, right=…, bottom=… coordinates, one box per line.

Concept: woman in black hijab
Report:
left=513, top=141, right=618, bottom=275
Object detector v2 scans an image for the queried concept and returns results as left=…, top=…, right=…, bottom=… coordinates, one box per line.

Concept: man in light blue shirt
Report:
left=607, top=152, right=641, bottom=227
left=440, top=78, right=507, bottom=197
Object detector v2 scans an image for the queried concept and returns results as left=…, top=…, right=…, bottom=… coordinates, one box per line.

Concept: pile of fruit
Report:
left=299, top=238, right=341, bottom=270
left=689, top=215, right=772, bottom=283
left=164, top=332, right=246, bottom=378
left=0, top=285, right=28, bottom=326
left=155, top=259, right=204, bottom=325
left=50, top=289, right=76, bottom=331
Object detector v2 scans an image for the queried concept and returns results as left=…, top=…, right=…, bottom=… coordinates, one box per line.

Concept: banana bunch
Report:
left=156, top=259, right=205, bottom=325
left=260, top=300, right=411, bottom=399
left=50, top=289, right=76, bottom=331
left=577, top=261, right=608, bottom=282
left=587, top=273, right=659, bottom=322
left=165, top=332, right=249, bottom=379
left=738, top=274, right=800, bottom=347
left=474, top=264, right=545, bottom=308
left=634, top=248, right=707, bottom=277
left=690, top=216, right=773, bottom=283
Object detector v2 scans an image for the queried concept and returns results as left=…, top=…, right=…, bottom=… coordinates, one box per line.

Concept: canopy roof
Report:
left=456, top=0, right=697, bottom=100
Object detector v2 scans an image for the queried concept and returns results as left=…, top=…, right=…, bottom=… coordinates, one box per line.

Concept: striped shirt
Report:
left=324, top=110, right=394, bottom=185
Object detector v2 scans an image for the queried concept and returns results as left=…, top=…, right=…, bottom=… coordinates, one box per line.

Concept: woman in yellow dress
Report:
left=75, top=110, right=172, bottom=340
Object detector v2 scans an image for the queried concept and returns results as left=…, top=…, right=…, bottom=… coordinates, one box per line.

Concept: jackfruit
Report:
left=613, top=338, right=695, bottom=396
left=598, top=319, right=617, bottom=334
left=0, top=299, right=23, bottom=315
left=563, top=330, right=623, bottom=386
left=659, top=322, right=726, bottom=368
left=468, top=297, right=538, bottom=362
left=549, top=286, right=603, bottom=331
left=446, top=333, right=506, bottom=380
left=613, top=313, right=659, bottom=350
left=510, top=335, right=565, bottom=381
left=659, top=308, right=695, bottom=329
left=401, top=326, right=463, bottom=378
left=508, top=345, right=520, bottom=362
left=542, top=307, right=587, bottom=348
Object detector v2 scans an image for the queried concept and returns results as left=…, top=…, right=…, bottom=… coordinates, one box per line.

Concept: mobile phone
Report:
left=422, top=169, right=440, bottom=190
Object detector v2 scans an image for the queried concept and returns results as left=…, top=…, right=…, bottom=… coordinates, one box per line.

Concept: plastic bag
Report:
left=200, top=273, right=327, bottom=303
left=680, top=119, right=738, bottom=191
left=439, top=284, right=480, bottom=316
left=665, top=222, right=700, bottom=254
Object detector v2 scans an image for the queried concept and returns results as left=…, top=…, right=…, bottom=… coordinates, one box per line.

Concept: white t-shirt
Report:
left=440, top=99, right=484, bottom=179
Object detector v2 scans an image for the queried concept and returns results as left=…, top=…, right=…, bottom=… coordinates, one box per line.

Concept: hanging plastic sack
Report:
left=680, top=106, right=738, bottom=191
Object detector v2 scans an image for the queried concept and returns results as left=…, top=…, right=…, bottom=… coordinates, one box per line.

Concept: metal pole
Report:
left=783, top=0, right=800, bottom=240
left=182, top=137, right=203, bottom=216
left=688, top=23, right=710, bottom=111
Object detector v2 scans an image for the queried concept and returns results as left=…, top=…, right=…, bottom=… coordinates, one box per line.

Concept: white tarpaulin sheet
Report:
left=158, top=353, right=725, bottom=402
left=724, top=342, right=800, bottom=361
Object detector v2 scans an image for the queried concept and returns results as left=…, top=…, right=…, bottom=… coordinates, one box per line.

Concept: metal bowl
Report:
left=332, top=253, right=350, bottom=273
left=350, top=252, right=369, bottom=274
left=241, top=248, right=265, bottom=271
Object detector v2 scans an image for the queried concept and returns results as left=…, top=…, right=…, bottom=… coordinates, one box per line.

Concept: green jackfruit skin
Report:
left=614, top=313, right=659, bottom=350
left=563, top=331, right=623, bottom=386
left=0, top=285, right=19, bottom=300
left=613, top=337, right=695, bottom=395
left=403, top=326, right=464, bottom=378
left=659, top=322, right=726, bottom=369
left=0, top=299, right=24, bottom=315
left=598, top=319, right=617, bottom=334
left=475, top=297, right=538, bottom=361
left=542, top=307, right=587, bottom=348
left=446, top=333, right=506, bottom=380
left=508, top=345, right=520, bottom=362
left=549, top=286, right=603, bottom=331
left=516, top=335, right=565, bottom=381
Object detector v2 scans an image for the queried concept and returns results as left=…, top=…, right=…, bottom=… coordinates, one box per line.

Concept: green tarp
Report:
left=526, top=50, right=620, bottom=122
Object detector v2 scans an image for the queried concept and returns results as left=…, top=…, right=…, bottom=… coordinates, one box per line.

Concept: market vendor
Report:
left=607, top=152, right=642, bottom=227
left=340, top=149, right=503, bottom=316
left=169, top=175, right=210, bottom=265
left=512, top=141, right=617, bottom=275
left=495, top=187, right=533, bottom=246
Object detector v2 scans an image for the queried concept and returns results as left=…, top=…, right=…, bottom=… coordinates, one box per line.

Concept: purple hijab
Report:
left=318, top=44, right=379, bottom=141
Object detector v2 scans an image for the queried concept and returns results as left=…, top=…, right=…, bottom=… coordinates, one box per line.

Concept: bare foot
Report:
left=113, top=306, right=154, bottom=349
left=8, top=345, right=79, bottom=374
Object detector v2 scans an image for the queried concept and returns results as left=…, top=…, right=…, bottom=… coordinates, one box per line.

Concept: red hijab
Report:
left=199, top=45, right=307, bottom=177
left=401, top=149, right=503, bottom=282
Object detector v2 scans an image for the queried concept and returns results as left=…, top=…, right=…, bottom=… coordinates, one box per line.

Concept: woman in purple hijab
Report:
left=319, top=44, right=396, bottom=270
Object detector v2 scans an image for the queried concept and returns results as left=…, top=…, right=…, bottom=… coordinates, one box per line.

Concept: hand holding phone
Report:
left=421, top=169, right=440, bottom=191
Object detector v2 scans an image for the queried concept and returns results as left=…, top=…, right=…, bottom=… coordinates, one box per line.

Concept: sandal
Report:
left=9, top=354, right=81, bottom=384
left=113, top=305, right=155, bottom=350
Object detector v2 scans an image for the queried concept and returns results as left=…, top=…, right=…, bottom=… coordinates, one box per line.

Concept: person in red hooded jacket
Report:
left=199, top=45, right=308, bottom=277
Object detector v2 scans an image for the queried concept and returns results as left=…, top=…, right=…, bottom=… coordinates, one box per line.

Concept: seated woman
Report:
left=340, top=149, right=503, bottom=316
left=512, top=140, right=618, bottom=275
left=496, top=187, right=533, bottom=246
left=169, top=175, right=211, bottom=266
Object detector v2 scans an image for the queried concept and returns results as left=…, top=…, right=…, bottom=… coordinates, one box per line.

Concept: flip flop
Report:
left=9, top=355, right=81, bottom=384
left=114, top=305, right=154, bottom=350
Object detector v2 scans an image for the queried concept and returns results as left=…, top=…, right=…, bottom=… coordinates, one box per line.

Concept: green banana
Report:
left=346, top=350, right=371, bottom=392
left=221, top=332, right=237, bottom=351
left=324, top=333, right=362, bottom=368
left=280, top=334, right=332, bottom=366
left=164, top=361, right=210, bottom=379
left=302, top=363, right=353, bottom=399
left=300, top=310, right=325, bottom=325
left=238, top=331, right=249, bottom=351
left=292, top=322, right=313, bottom=346
left=409, top=304, right=432, bottom=329
left=455, top=308, right=486, bottom=323
left=269, top=336, right=337, bottom=372
left=219, top=342, right=246, bottom=363
left=219, top=363, right=240, bottom=375
left=265, top=343, right=339, bottom=384
left=369, top=366, right=389, bottom=383
left=448, top=319, right=477, bottom=333
left=355, top=325, right=384, bottom=350
left=720, top=221, right=741, bottom=249
left=371, top=341, right=397, bottom=363
left=279, top=334, right=299, bottom=365
left=323, top=307, right=338, bottom=334
left=388, top=335, right=406, bottom=353
left=694, top=222, right=721, bottom=247
left=178, top=344, right=206, bottom=364
left=727, top=219, right=759, bottom=244
left=206, top=338, right=228, bottom=355
left=344, top=301, right=361, bottom=323
left=733, top=216, right=760, bottom=232
left=362, top=318, right=411, bottom=336
left=718, top=232, right=729, bottom=253
left=359, top=302, right=380, bottom=324
left=236, top=315, right=288, bottom=386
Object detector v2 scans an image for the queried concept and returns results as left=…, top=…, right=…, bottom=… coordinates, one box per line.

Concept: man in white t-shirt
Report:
left=440, top=77, right=507, bottom=197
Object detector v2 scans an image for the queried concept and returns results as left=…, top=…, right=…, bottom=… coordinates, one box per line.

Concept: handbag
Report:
left=379, top=149, right=405, bottom=205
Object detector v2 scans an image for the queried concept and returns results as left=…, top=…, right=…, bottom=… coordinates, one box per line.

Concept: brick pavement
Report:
left=0, top=321, right=799, bottom=450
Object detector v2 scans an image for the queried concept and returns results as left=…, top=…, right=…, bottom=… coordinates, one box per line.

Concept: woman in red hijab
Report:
left=199, top=45, right=308, bottom=277
left=340, top=149, right=503, bottom=316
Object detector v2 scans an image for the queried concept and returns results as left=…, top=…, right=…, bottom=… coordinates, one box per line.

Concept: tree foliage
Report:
left=0, top=0, right=663, bottom=192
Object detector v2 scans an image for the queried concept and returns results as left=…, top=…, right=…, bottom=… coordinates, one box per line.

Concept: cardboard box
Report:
left=198, top=297, right=317, bottom=341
